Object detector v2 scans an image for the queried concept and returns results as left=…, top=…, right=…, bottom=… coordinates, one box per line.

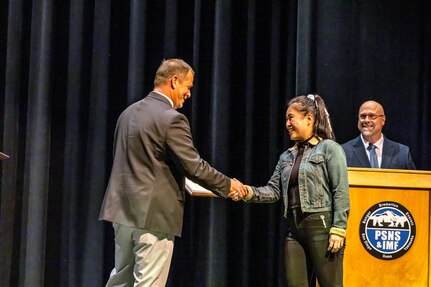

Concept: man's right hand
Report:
left=229, top=178, right=247, bottom=201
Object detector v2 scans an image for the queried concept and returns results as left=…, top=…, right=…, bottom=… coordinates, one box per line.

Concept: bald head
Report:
left=359, top=101, right=385, bottom=115
left=357, top=100, right=386, bottom=144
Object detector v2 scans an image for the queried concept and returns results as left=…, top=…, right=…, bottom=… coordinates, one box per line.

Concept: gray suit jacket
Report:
left=341, top=135, right=416, bottom=170
left=99, top=92, right=231, bottom=237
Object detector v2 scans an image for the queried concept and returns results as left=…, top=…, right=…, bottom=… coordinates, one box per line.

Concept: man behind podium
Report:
left=341, top=100, right=416, bottom=169
left=99, top=58, right=246, bottom=286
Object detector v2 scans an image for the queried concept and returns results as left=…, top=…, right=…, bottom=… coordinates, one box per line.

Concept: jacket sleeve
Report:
left=326, top=142, right=350, bottom=233
left=247, top=156, right=283, bottom=203
left=165, top=112, right=231, bottom=197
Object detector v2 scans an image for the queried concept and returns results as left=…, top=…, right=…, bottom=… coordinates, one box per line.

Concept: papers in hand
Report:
left=0, top=152, right=9, bottom=160
left=185, top=178, right=216, bottom=197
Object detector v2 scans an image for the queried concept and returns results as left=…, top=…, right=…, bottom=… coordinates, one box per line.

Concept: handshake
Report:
left=228, top=178, right=252, bottom=201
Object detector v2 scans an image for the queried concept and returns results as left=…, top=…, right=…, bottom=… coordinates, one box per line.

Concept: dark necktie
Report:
left=367, top=144, right=379, bottom=168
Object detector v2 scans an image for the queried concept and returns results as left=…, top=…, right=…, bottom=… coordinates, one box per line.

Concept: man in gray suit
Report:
left=99, top=59, right=246, bottom=286
left=341, top=100, right=416, bottom=169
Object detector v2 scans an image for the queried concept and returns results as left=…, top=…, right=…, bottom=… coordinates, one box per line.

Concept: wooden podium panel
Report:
left=344, top=168, right=431, bottom=287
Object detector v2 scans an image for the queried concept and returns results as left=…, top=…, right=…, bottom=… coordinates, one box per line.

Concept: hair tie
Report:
left=307, top=94, right=319, bottom=108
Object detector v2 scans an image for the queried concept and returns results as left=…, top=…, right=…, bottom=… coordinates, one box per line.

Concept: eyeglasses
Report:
left=358, top=114, right=385, bottom=120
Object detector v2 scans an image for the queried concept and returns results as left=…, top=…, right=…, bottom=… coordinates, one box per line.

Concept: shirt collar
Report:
left=288, top=136, right=321, bottom=151
left=152, top=91, right=174, bottom=108
left=360, top=134, right=384, bottom=150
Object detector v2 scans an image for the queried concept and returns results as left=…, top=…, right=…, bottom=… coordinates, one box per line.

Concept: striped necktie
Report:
left=367, top=144, right=379, bottom=168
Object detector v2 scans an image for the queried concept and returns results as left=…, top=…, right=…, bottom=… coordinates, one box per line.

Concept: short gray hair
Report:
left=154, top=59, right=194, bottom=87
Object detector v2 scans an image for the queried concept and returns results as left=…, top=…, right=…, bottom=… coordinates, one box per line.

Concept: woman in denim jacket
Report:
left=240, top=94, right=349, bottom=287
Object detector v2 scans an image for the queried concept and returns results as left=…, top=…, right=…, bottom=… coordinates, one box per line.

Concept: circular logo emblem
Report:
left=359, top=201, right=415, bottom=260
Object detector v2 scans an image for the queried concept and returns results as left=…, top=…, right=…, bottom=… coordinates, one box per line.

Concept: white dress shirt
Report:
left=360, top=134, right=384, bottom=168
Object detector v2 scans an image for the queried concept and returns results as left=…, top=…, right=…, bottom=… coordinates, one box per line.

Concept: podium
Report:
left=344, top=168, right=431, bottom=286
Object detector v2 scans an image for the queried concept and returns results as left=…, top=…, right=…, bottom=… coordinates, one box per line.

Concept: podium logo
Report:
left=359, top=201, right=415, bottom=260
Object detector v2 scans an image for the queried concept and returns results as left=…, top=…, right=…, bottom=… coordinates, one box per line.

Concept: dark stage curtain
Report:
left=1, top=1, right=430, bottom=286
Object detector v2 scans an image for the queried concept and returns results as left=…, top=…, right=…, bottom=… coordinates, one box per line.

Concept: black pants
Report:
left=285, top=209, right=344, bottom=287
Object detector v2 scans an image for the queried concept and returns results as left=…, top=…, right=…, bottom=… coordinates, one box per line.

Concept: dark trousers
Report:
left=284, top=209, right=344, bottom=287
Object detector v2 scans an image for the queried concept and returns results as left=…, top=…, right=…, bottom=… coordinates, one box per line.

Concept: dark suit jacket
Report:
left=341, top=135, right=416, bottom=170
left=99, top=92, right=231, bottom=237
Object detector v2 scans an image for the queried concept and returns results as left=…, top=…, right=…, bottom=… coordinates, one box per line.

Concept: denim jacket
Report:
left=248, top=137, right=350, bottom=231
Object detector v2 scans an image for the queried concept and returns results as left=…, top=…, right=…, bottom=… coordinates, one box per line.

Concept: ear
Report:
left=170, top=76, right=179, bottom=89
left=306, top=113, right=314, bottom=125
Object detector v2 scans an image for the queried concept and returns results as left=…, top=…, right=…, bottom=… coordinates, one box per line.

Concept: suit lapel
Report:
left=381, top=137, right=394, bottom=168
left=352, top=136, right=371, bottom=167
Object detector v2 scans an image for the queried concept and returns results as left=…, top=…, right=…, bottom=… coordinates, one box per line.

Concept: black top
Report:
left=287, top=141, right=308, bottom=208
